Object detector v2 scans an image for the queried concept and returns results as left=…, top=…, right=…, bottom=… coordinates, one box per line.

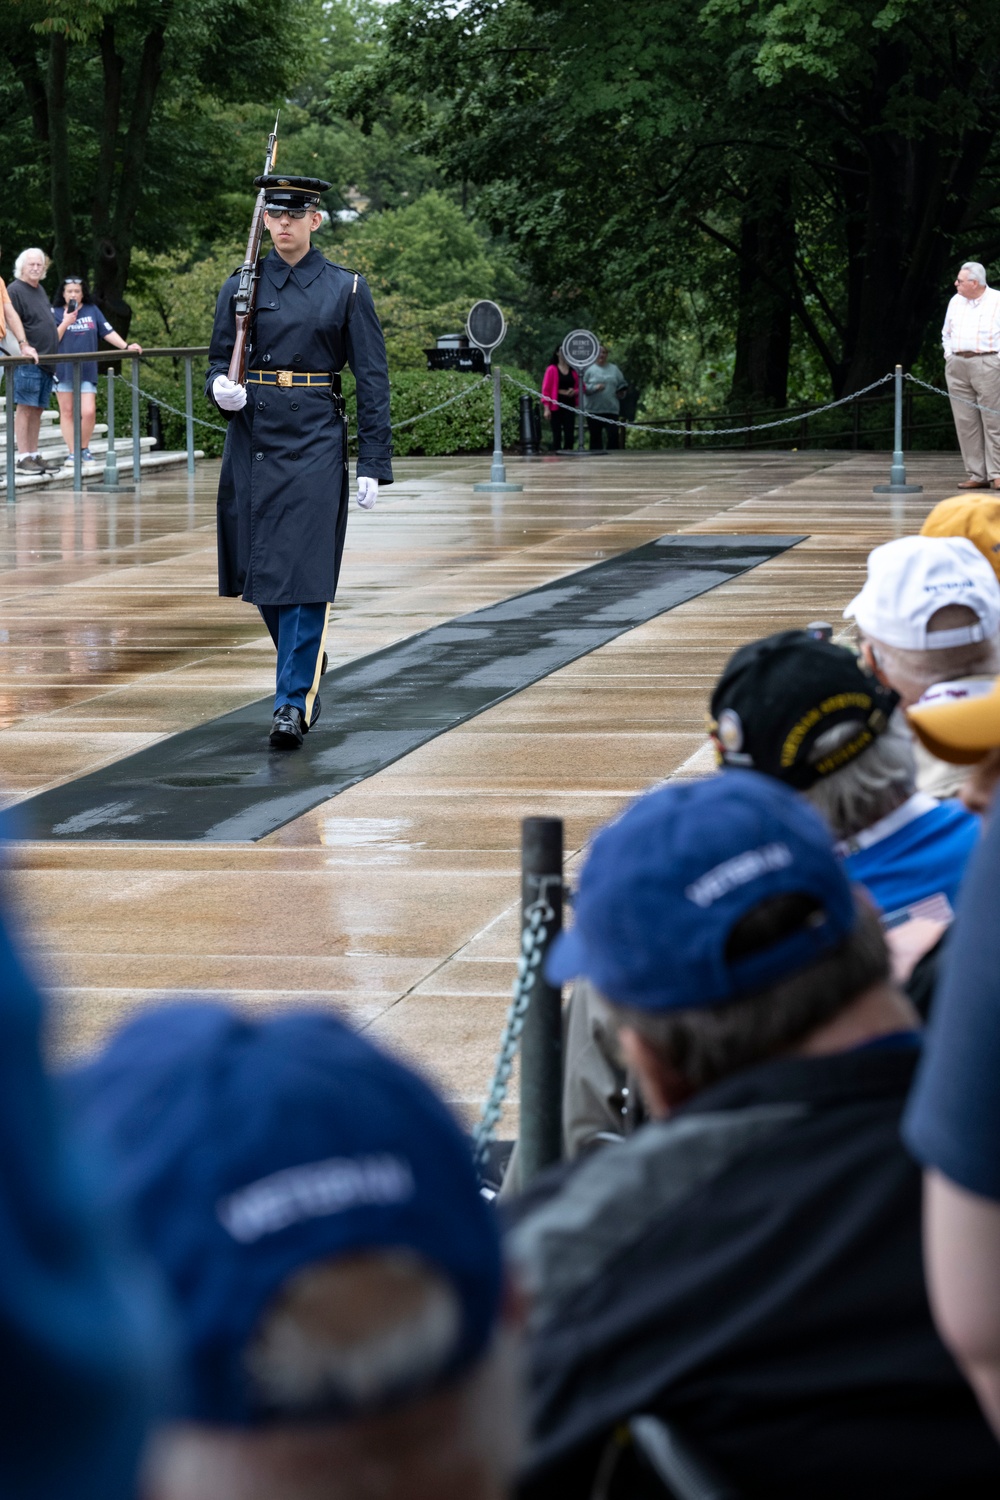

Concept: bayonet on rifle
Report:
left=227, top=113, right=280, bottom=385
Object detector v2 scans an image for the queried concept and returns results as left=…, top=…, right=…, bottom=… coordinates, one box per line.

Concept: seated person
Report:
left=0, top=874, right=165, bottom=1497
left=64, top=1003, right=519, bottom=1500
left=905, top=771, right=1000, bottom=1440
left=845, top=534, right=1000, bottom=798
left=560, top=630, right=979, bottom=1159
left=507, top=773, right=1000, bottom=1500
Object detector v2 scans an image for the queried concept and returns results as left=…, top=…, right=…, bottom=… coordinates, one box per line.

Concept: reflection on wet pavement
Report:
left=0, top=448, right=958, bottom=1117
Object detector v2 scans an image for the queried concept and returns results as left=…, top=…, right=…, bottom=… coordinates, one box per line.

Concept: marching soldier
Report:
left=207, top=174, right=393, bottom=749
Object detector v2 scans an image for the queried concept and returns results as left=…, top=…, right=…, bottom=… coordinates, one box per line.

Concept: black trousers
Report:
left=551, top=407, right=577, bottom=450
left=588, top=415, right=622, bottom=450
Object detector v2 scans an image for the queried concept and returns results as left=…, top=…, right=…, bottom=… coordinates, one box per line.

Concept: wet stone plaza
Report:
left=0, top=447, right=964, bottom=1122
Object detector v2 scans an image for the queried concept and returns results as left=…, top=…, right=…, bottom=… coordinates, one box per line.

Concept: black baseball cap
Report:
left=709, top=630, right=899, bottom=789
left=255, top=174, right=331, bottom=213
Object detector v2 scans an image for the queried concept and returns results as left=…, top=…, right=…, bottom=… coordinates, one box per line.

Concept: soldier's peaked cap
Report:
left=255, top=174, right=331, bottom=211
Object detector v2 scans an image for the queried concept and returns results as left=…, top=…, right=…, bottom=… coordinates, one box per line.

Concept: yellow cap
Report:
left=908, top=677, right=1000, bottom=764
left=921, top=496, right=1000, bottom=582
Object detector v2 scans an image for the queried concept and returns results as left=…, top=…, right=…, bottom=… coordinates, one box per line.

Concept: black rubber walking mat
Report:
left=16, top=533, right=803, bottom=842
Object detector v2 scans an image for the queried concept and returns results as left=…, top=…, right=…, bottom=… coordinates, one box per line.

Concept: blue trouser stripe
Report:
left=258, top=602, right=329, bottom=714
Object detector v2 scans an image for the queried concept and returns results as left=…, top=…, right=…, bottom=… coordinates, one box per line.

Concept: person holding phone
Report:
left=52, top=278, right=141, bottom=467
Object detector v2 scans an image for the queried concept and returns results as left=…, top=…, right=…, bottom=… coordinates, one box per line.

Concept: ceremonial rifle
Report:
left=228, top=114, right=280, bottom=385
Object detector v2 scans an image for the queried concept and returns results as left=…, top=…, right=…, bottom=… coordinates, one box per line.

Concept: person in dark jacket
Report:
left=207, top=175, right=393, bottom=750
left=506, top=772, right=1000, bottom=1500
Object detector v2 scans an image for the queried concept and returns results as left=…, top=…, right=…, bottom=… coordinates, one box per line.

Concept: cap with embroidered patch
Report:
left=921, top=496, right=1000, bottom=583
left=545, top=771, right=856, bottom=1011
left=62, top=1004, right=502, bottom=1426
left=844, top=534, right=1000, bottom=649
left=709, top=629, right=898, bottom=789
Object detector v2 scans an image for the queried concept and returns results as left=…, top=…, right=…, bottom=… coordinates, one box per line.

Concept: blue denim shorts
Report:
left=55, top=380, right=97, bottom=395
left=13, top=363, right=55, bottom=408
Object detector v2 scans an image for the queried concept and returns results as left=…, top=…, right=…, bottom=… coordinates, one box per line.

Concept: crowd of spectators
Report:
left=2, top=246, right=140, bottom=477
left=8, top=484, right=1000, bottom=1499
left=541, top=341, right=631, bottom=452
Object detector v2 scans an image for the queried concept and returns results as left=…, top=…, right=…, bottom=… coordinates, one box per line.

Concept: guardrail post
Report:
left=131, top=356, right=141, bottom=483
left=873, top=365, right=922, bottom=495
left=102, top=366, right=120, bottom=489
left=184, top=355, right=195, bottom=476
left=72, top=361, right=82, bottom=493
left=5, top=361, right=15, bottom=502
left=519, top=816, right=564, bottom=1185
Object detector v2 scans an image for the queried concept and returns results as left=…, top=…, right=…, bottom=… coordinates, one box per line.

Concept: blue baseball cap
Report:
left=63, top=1004, right=503, bottom=1426
left=546, top=771, right=856, bottom=1010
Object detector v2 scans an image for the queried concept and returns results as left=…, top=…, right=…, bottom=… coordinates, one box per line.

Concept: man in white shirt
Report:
left=942, top=262, right=1000, bottom=489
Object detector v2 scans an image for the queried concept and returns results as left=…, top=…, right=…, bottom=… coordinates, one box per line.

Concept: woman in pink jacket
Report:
left=541, top=349, right=579, bottom=451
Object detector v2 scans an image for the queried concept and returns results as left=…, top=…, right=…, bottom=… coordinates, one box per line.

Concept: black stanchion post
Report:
left=519, top=816, right=564, bottom=1185
left=518, top=393, right=539, bottom=455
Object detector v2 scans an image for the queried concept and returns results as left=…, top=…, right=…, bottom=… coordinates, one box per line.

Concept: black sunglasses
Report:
left=265, top=205, right=311, bottom=220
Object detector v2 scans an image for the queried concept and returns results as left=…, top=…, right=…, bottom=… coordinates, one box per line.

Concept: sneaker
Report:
left=15, top=456, right=46, bottom=474
left=80, top=448, right=94, bottom=462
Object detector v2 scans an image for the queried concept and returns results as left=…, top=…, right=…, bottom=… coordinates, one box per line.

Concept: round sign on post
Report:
left=561, top=329, right=599, bottom=456
left=466, top=300, right=507, bottom=359
left=561, top=328, right=600, bottom=370
left=468, top=299, right=522, bottom=493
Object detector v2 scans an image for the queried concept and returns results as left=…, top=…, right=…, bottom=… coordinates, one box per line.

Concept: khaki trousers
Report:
left=945, top=353, right=1000, bottom=481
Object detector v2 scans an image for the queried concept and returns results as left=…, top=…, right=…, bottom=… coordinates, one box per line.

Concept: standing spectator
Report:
left=582, top=345, right=627, bottom=451
left=0, top=264, right=38, bottom=384
left=7, top=248, right=61, bottom=475
left=540, top=349, right=578, bottom=451
left=941, top=262, right=1000, bottom=490
left=52, top=278, right=140, bottom=468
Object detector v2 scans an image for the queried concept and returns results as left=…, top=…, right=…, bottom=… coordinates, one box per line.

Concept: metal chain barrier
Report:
left=501, top=370, right=897, bottom=438
left=904, top=370, right=1000, bottom=419
left=109, top=369, right=228, bottom=434
left=472, top=888, right=556, bottom=1174
left=386, top=375, right=490, bottom=431
left=111, top=369, right=489, bottom=443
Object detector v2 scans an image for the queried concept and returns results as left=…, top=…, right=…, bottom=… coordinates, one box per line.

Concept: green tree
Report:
left=0, top=0, right=307, bottom=329
left=337, top=0, right=1000, bottom=400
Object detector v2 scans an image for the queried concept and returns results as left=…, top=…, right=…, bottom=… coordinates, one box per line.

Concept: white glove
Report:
left=213, top=375, right=247, bottom=412
left=356, top=476, right=378, bottom=510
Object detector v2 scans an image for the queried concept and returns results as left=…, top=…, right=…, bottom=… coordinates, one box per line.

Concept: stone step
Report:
left=0, top=448, right=205, bottom=489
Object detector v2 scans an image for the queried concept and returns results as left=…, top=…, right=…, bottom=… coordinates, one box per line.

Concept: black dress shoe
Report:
left=269, top=705, right=305, bottom=750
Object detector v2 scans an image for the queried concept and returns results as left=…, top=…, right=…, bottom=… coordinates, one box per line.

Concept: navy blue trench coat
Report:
left=206, top=247, right=393, bottom=606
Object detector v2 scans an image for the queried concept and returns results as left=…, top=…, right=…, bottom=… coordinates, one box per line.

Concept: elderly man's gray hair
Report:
left=961, top=262, right=988, bottom=287
left=803, top=710, right=916, bottom=841
left=13, top=248, right=49, bottom=281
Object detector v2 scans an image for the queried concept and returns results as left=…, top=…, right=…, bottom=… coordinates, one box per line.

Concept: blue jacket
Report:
left=207, top=247, right=393, bottom=605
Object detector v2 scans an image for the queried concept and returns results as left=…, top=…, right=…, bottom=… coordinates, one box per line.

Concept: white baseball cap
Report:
left=844, top=534, right=1000, bottom=650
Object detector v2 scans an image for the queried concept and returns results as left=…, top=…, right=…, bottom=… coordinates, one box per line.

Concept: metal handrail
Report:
left=1, top=347, right=211, bottom=497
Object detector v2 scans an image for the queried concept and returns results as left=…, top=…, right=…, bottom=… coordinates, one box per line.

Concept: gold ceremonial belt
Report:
left=247, top=371, right=333, bottom=387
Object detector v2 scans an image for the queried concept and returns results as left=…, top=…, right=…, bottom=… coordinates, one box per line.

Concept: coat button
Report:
left=269, top=301, right=277, bottom=308
left=290, top=453, right=300, bottom=461
left=263, top=353, right=271, bottom=363
left=290, top=401, right=299, bottom=411
left=257, top=400, right=266, bottom=410
left=292, top=353, right=302, bottom=365
left=255, top=451, right=264, bottom=461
